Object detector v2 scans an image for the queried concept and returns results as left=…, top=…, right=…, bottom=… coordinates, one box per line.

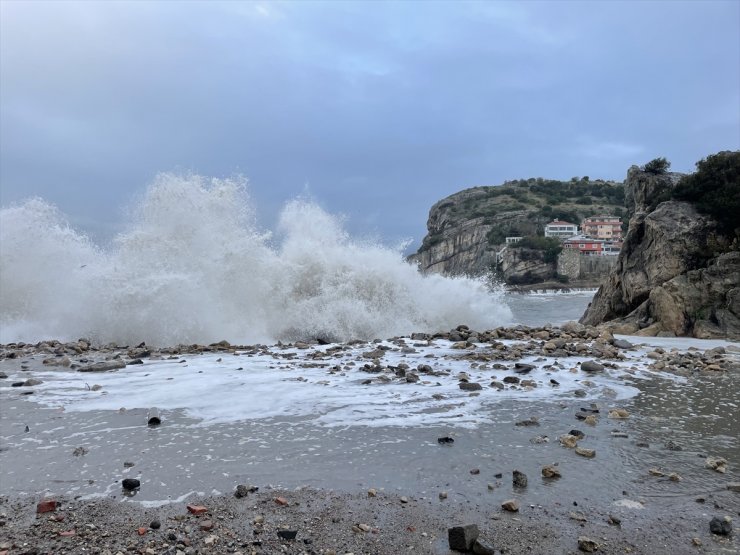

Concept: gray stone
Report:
left=612, top=339, right=633, bottom=349
left=578, top=536, right=599, bottom=552
left=709, top=516, right=732, bottom=536
left=472, top=538, right=495, bottom=555
left=459, top=382, right=482, bottom=391
left=234, top=485, right=249, bottom=498
left=448, top=524, right=479, bottom=551
left=513, top=470, right=527, bottom=488
left=581, top=361, right=604, bottom=373
left=575, top=447, right=596, bottom=458
left=78, top=360, right=126, bottom=373
left=514, top=363, right=535, bottom=374
left=277, top=529, right=297, bottom=540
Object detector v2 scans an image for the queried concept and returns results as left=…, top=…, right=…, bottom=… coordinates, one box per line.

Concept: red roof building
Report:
left=563, top=235, right=622, bottom=256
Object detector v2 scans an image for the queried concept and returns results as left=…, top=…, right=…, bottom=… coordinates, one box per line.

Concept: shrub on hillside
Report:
left=643, top=157, right=671, bottom=174
left=671, top=151, right=740, bottom=236
left=517, top=235, right=563, bottom=263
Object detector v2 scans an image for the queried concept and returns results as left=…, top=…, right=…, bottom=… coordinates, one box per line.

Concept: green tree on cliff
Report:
left=672, top=151, right=740, bottom=236
left=643, top=157, right=671, bottom=174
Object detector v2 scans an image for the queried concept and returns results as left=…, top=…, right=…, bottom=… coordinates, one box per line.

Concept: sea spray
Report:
left=0, top=173, right=512, bottom=345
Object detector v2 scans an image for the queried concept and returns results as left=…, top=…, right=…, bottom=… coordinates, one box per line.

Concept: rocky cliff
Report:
left=499, top=247, right=557, bottom=285
left=411, top=178, right=624, bottom=278
left=580, top=165, right=740, bottom=339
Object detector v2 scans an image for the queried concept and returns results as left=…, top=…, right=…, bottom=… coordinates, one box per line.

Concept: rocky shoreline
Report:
left=1, top=484, right=737, bottom=555
left=1, top=324, right=739, bottom=555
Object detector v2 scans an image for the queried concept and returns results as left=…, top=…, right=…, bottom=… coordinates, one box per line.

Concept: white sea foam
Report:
left=0, top=174, right=512, bottom=345
left=8, top=341, right=648, bottom=428
left=523, top=289, right=598, bottom=297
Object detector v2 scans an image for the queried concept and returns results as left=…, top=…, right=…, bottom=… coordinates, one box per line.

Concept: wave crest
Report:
left=0, top=173, right=511, bottom=345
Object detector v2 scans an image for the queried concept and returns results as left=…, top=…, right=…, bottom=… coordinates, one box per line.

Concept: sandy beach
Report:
left=1, top=325, right=738, bottom=554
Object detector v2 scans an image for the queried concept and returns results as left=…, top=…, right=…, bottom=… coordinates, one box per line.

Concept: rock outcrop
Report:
left=623, top=165, right=683, bottom=217
left=410, top=214, right=501, bottom=276
left=499, top=247, right=556, bottom=285
left=581, top=167, right=740, bottom=339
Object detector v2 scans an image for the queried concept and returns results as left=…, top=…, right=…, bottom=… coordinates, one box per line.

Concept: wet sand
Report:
left=1, top=327, right=738, bottom=554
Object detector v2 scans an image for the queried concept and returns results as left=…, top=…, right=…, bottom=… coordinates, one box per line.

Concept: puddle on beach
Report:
left=1, top=336, right=738, bottom=518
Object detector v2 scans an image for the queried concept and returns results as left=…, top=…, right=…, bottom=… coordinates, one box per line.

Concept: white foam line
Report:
left=11, top=338, right=699, bottom=429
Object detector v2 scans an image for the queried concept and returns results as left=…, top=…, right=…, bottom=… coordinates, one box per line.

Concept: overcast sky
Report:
left=1, top=0, right=738, bottom=248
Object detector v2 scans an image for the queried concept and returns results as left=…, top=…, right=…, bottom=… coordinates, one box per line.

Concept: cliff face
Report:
left=411, top=209, right=530, bottom=276
left=580, top=167, right=740, bottom=339
left=499, top=247, right=556, bottom=285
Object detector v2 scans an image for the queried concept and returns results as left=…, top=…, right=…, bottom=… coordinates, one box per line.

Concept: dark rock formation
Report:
left=581, top=165, right=740, bottom=339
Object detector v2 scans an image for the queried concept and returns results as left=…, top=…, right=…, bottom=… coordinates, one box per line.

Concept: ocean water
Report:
left=506, top=289, right=596, bottom=327
left=1, top=174, right=518, bottom=346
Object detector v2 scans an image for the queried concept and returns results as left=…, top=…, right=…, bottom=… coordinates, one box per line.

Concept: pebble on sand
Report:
left=448, top=523, right=479, bottom=551
left=186, top=504, right=208, bottom=515
left=608, top=408, right=629, bottom=419
left=705, top=456, right=728, bottom=473
left=121, top=479, right=140, bottom=491
left=542, top=464, right=562, bottom=478
left=36, top=499, right=58, bottom=514
left=559, top=434, right=578, bottom=448
left=578, top=536, right=600, bottom=552
left=709, top=516, right=732, bottom=536
left=575, top=447, right=596, bottom=458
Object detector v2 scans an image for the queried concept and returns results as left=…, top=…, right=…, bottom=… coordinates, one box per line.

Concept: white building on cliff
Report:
left=544, top=220, right=578, bottom=239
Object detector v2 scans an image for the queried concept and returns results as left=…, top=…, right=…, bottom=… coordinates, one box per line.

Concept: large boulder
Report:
left=581, top=163, right=739, bottom=339
left=646, top=251, right=740, bottom=338
left=581, top=201, right=713, bottom=327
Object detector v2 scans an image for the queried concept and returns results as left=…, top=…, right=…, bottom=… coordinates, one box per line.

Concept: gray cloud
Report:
left=1, top=0, right=738, bottom=247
